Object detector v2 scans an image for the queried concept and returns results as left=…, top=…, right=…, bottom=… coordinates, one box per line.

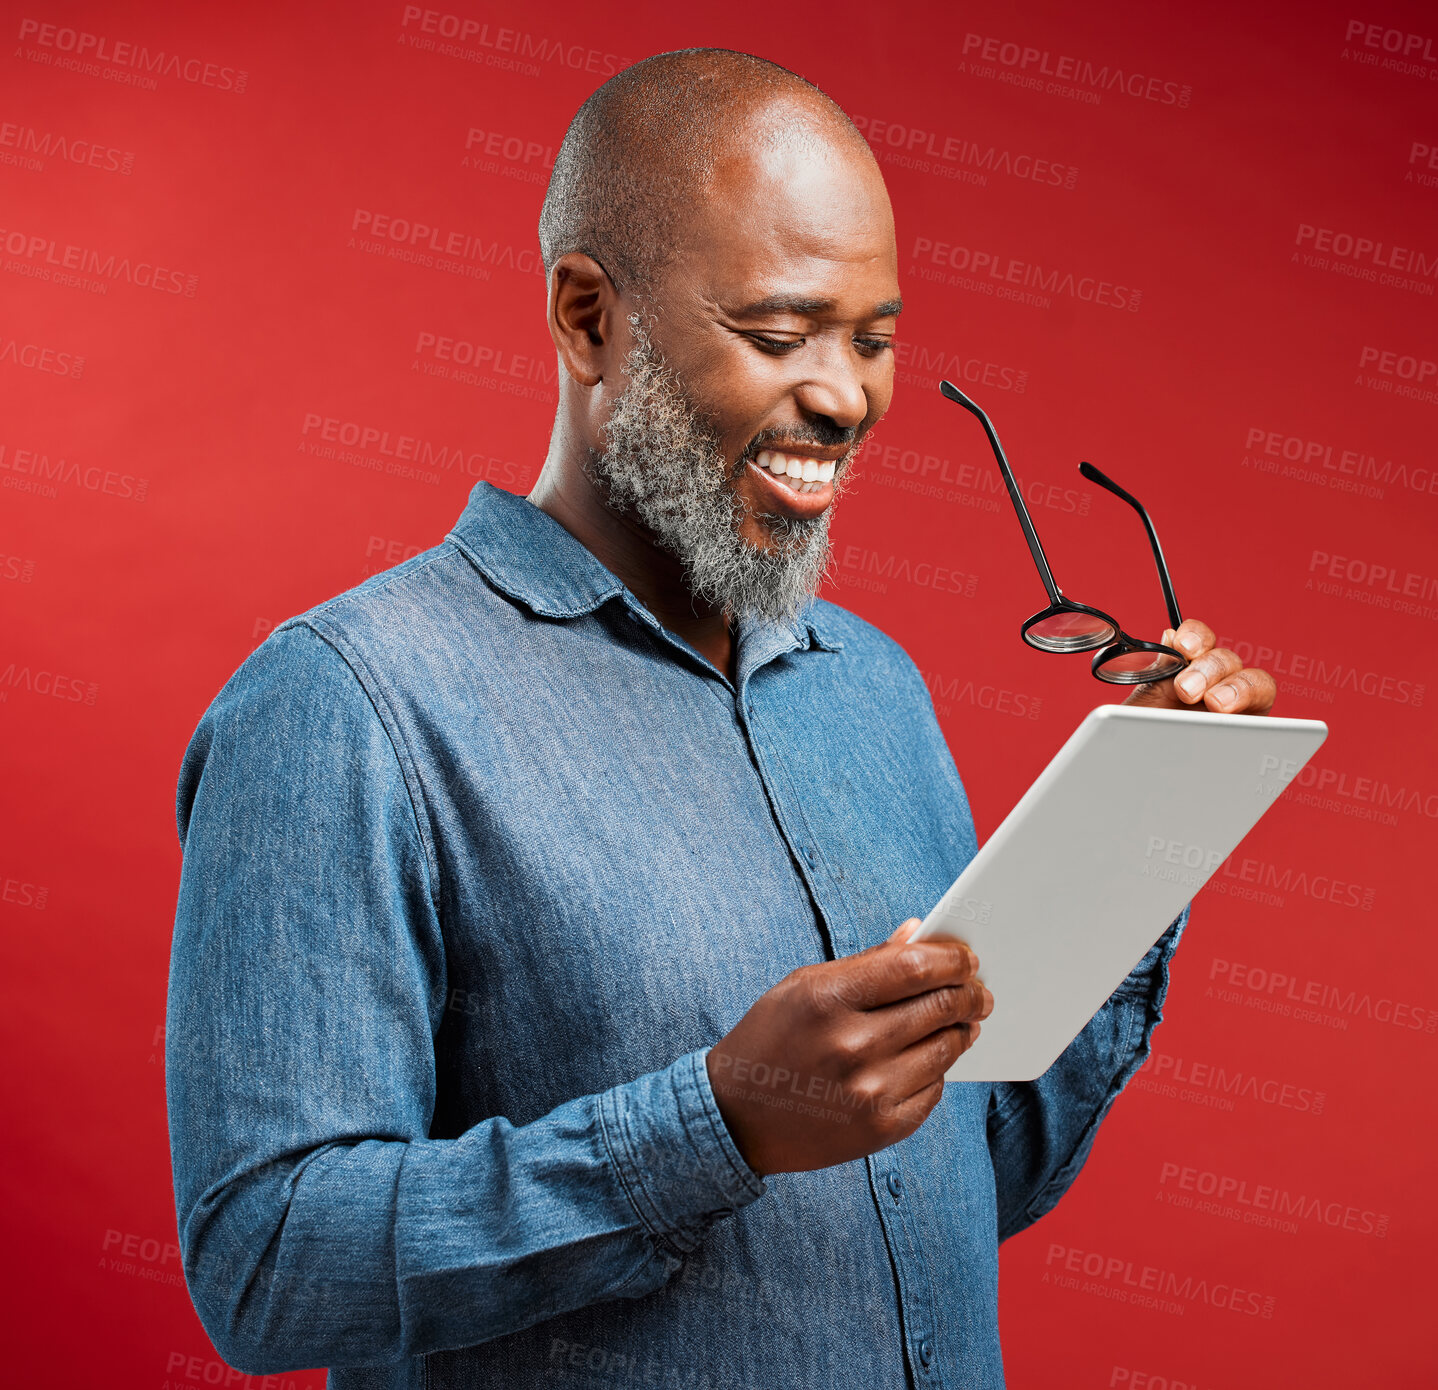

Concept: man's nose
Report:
left=792, top=343, right=870, bottom=431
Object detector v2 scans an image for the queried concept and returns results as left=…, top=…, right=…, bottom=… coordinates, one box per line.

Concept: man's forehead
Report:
left=690, top=199, right=900, bottom=318
left=680, top=143, right=898, bottom=311
left=709, top=114, right=885, bottom=207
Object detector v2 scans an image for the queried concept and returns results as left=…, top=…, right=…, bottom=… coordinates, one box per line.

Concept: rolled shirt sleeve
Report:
left=986, top=905, right=1189, bottom=1243
left=165, top=623, right=764, bottom=1374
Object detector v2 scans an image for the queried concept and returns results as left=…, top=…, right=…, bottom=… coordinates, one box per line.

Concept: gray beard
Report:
left=582, top=315, right=858, bottom=627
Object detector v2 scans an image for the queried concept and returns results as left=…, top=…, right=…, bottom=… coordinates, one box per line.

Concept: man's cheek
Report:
left=726, top=381, right=804, bottom=465
left=670, top=348, right=774, bottom=459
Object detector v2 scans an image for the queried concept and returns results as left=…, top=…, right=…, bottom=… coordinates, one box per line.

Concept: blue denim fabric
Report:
left=166, top=481, right=1187, bottom=1389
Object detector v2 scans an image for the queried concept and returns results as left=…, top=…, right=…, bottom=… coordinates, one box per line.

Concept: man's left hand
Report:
left=1122, top=618, right=1277, bottom=715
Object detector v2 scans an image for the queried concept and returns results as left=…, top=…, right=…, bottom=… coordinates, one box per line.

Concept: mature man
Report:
left=167, top=49, right=1275, bottom=1389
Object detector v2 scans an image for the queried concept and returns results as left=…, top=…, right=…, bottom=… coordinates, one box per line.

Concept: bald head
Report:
left=538, top=48, right=875, bottom=299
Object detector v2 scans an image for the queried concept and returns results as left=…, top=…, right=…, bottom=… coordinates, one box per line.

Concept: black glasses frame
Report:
left=938, top=379, right=1189, bottom=686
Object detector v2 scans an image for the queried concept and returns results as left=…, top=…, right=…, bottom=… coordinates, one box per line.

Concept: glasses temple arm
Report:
left=939, top=380, right=1062, bottom=604
left=1077, top=461, right=1184, bottom=632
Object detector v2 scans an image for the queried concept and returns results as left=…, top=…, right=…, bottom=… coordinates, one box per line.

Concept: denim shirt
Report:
left=166, top=481, right=1186, bottom=1390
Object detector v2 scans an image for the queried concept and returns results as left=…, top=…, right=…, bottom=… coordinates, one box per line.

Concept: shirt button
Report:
left=887, top=1172, right=903, bottom=1200
left=804, top=847, right=819, bottom=869
left=918, top=1338, right=934, bottom=1367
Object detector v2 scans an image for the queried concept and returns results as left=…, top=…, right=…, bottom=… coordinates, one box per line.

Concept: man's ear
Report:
left=547, top=252, right=620, bottom=388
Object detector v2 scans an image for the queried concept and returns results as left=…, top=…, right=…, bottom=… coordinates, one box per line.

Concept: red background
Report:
left=3, top=1, right=1436, bottom=1385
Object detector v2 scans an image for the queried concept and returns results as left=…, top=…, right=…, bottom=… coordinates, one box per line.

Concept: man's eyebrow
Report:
left=732, top=294, right=904, bottom=319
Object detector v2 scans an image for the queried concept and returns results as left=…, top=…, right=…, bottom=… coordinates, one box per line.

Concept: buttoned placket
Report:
left=616, top=591, right=950, bottom=1390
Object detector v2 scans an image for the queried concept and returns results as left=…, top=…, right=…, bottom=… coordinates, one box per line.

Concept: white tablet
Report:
left=910, top=704, right=1329, bottom=1082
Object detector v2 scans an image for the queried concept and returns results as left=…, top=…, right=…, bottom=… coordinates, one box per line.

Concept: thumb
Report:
left=888, top=917, right=922, bottom=944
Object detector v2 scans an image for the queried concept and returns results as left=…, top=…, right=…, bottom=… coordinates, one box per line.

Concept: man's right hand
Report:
left=705, top=919, right=993, bottom=1176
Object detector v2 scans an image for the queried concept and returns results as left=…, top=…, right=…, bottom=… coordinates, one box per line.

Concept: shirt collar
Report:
left=445, top=482, right=845, bottom=652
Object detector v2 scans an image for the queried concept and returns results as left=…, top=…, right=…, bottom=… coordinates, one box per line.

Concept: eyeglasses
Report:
left=939, top=379, right=1189, bottom=686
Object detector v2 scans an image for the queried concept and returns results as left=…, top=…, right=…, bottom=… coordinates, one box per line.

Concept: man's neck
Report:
left=528, top=463, right=737, bottom=683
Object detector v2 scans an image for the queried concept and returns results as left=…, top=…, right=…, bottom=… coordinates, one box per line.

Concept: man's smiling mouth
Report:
left=739, top=442, right=851, bottom=522
left=753, top=448, right=838, bottom=495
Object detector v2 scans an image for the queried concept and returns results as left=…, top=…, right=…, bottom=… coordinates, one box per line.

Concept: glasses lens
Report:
left=1095, top=648, right=1188, bottom=683
left=1025, top=610, right=1118, bottom=652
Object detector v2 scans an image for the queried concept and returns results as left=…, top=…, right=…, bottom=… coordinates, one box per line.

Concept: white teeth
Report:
left=752, top=451, right=836, bottom=494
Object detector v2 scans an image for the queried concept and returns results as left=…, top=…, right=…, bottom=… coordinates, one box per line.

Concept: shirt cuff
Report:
left=597, top=1047, right=767, bottom=1256
left=1110, top=902, right=1190, bottom=1003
